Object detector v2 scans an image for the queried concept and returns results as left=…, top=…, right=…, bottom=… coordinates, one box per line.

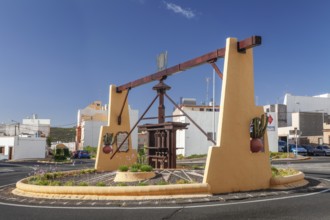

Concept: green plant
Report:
left=137, top=182, right=148, bottom=186
left=176, top=179, right=190, bottom=184
left=118, top=165, right=129, bottom=172
left=192, top=165, right=205, bottom=170
left=116, top=182, right=128, bottom=186
left=140, top=165, right=153, bottom=172
left=130, top=167, right=139, bottom=172
left=131, top=163, right=141, bottom=170
left=137, top=148, right=148, bottom=165
left=156, top=180, right=168, bottom=185
left=78, top=182, right=89, bottom=186
left=271, top=166, right=299, bottom=177
left=54, top=155, right=67, bottom=161
left=64, top=180, right=75, bottom=186
left=49, top=181, right=61, bottom=186
left=96, top=181, right=106, bottom=186
left=186, top=154, right=207, bottom=159
left=250, top=114, right=268, bottom=139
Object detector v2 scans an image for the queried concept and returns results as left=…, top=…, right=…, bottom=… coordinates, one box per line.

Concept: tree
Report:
left=46, top=136, right=52, bottom=148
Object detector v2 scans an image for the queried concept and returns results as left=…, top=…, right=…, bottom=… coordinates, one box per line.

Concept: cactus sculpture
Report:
left=250, top=114, right=268, bottom=139
left=250, top=114, right=268, bottom=153
left=102, top=133, right=115, bottom=154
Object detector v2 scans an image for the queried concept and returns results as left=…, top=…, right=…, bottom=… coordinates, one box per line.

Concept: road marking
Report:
left=0, top=188, right=329, bottom=210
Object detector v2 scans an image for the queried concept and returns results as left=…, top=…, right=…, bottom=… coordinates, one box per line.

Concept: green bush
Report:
left=130, top=167, right=139, bottom=172
left=140, top=165, right=153, bottom=172
left=118, top=165, right=129, bottom=172
left=64, top=181, right=75, bottom=186
left=78, top=182, right=89, bottom=186
left=54, top=155, right=67, bottom=161
left=116, top=182, right=127, bottom=186
left=131, top=163, right=141, bottom=170
left=96, top=182, right=106, bottom=187
left=49, top=181, right=61, bottom=186
left=176, top=179, right=190, bottom=184
left=156, top=180, right=168, bottom=185
left=137, top=182, right=148, bottom=186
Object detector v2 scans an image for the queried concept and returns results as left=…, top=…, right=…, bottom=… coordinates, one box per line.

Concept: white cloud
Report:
left=164, top=1, right=195, bottom=19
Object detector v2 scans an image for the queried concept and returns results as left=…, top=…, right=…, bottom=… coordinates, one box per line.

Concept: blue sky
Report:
left=0, top=0, right=329, bottom=127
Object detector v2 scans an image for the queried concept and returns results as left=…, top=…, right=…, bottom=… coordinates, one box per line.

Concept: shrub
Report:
left=49, top=181, right=61, bottom=186
left=64, top=181, right=75, bottom=186
left=116, top=182, right=127, bottom=186
left=176, top=179, right=190, bottom=184
left=130, top=167, right=139, bottom=172
left=96, top=182, right=106, bottom=187
left=131, top=163, right=141, bottom=170
left=78, top=182, right=89, bottom=186
left=156, top=180, right=168, bottom=185
left=54, top=155, right=67, bottom=161
left=118, top=165, right=129, bottom=172
left=140, top=165, right=153, bottom=172
left=137, top=182, right=148, bottom=186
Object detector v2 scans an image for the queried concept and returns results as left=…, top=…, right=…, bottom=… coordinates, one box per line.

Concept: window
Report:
left=0, top=147, right=4, bottom=154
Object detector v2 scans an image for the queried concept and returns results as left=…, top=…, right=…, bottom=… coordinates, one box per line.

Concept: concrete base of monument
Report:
left=114, top=171, right=156, bottom=182
left=270, top=172, right=308, bottom=189
left=13, top=178, right=211, bottom=200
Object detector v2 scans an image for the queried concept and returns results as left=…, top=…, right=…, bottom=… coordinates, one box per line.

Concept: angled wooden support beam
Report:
left=208, top=60, right=223, bottom=79
left=116, top=36, right=261, bottom=92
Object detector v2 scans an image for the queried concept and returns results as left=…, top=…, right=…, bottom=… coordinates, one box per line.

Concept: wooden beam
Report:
left=116, top=36, right=261, bottom=92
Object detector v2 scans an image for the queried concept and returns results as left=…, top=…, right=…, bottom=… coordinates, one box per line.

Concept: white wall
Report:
left=284, top=93, right=330, bottom=125
left=174, top=109, right=219, bottom=156
left=79, top=105, right=139, bottom=150
left=129, top=106, right=139, bottom=150
left=0, top=137, right=15, bottom=160
left=0, top=136, right=46, bottom=160
left=81, top=120, right=107, bottom=147
left=266, top=112, right=279, bottom=152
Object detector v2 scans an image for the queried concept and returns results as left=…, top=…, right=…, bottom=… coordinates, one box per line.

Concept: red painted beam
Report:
left=116, top=36, right=261, bottom=92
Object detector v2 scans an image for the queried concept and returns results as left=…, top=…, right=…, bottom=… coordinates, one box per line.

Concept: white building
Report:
left=0, top=136, right=46, bottom=160
left=0, top=114, right=50, bottom=138
left=76, top=101, right=139, bottom=150
left=0, top=115, right=49, bottom=160
left=284, top=93, right=330, bottom=126
left=173, top=99, right=219, bottom=157
left=264, top=94, right=330, bottom=146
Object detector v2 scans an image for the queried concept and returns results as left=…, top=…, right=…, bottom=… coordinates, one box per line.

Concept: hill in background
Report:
left=50, top=127, right=76, bottom=143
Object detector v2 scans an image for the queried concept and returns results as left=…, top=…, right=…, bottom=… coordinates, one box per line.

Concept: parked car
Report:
left=282, top=144, right=307, bottom=156
left=301, top=145, right=315, bottom=156
left=313, top=146, right=330, bottom=156
left=72, top=150, right=91, bottom=159
left=278, top=140, right=286, bottom=152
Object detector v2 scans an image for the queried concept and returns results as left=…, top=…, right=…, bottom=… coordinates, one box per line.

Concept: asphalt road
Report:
left=0, top=157, right=329, bottom=220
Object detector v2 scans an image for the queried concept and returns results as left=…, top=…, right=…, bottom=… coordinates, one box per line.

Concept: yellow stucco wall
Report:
left=203, top=37, right=272, bottom=194
left=95, top=85, right=137, bottom=172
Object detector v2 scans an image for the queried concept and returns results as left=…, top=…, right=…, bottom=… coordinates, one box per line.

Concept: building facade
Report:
left=173, top=99, right=219, bottom=157
left=76, top=101, right=139, bottom=150
left=0, top=115, right=49, bottom=160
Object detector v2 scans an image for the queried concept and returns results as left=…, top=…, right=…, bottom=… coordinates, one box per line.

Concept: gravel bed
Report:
left=34, top=169, right=205, bottom=187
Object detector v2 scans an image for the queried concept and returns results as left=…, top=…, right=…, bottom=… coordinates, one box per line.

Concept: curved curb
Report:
left=270, top=171, right=305, bottom=186
left=14, top=178, right=210, bottom=199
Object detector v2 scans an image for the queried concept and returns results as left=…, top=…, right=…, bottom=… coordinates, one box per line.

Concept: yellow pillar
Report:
left=203, top=38, right=272, bottom=193
left=95, top=85, right=137, bottom=172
